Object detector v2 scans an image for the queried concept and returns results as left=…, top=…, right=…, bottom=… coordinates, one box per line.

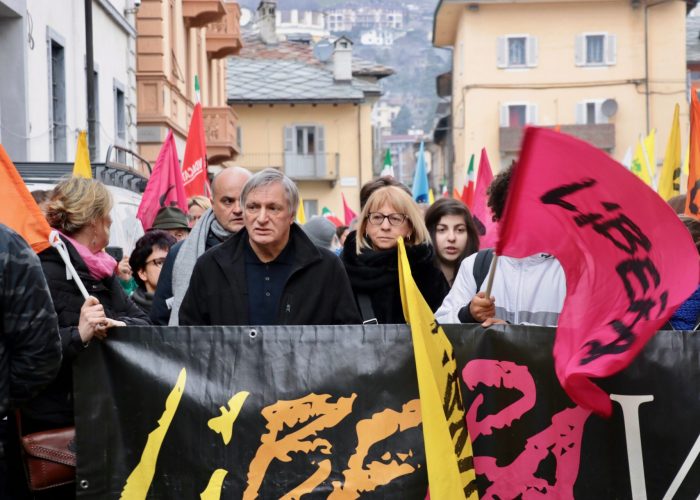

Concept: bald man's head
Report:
left=211, top=167, right=252, bottom=233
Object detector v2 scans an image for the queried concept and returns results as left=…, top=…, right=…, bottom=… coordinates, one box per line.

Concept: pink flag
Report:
left=137, top=130, right=189, bottom=231
left=497, top=127, right=698, bottom=416
left=342, top=193, right=357, bottom=226
left=472, top=148, right=498, bottom=247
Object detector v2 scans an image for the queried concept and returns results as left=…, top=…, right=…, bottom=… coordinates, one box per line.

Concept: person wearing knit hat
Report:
left=303, top=216, right=340, bottom=252
left=151, top=206, right=190, bottom=241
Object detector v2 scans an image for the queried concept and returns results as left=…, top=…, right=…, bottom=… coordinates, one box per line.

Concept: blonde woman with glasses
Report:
left=341, top=186, right=448, bottom=324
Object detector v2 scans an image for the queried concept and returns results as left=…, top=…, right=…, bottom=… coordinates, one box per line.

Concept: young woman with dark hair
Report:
left=424, top=198, right=480, bottom=287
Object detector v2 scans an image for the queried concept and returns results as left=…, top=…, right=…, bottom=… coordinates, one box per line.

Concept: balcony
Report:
left=500, top=123, right=615, bottom=153
left=182, top=0, right=226, bottom=28
left=202, top=106, right=239, bottom=164
left=235, top=153, right=341, bottom=184
left=206, top=2, right=242, bottom=59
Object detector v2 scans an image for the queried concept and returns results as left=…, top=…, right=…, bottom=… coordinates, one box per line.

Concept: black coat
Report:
left=179, top=224, right=361, bottom=326
left=341, top=231, right=448, bottom=324
left=24, top=236, right=150, bottom=428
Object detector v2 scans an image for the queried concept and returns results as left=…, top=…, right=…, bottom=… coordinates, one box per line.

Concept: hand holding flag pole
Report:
left=49, top=231, right=90, bottom=300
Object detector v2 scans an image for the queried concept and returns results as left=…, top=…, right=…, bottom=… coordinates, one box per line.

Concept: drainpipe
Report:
left=85, top=0, right=96, bottom=161
left=643, top=0, right=676, bottom=135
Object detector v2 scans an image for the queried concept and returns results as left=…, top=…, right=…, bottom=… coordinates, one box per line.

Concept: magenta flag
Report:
left=137, top=130, right=189, bottom=231
left=497, top=128, right=698, bottom=416
left=472, top=148, right=498, bottom=247
left=342, top=193, right=357, bottom=226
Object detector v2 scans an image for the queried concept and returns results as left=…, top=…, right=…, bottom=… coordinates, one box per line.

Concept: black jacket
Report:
left=24, top=236, right=150, bottom=427
left=0, top=225, right=61, bottom=419
left=179, top=224, right=361, bottom=326
left=341, top=231, right=448, bottom=324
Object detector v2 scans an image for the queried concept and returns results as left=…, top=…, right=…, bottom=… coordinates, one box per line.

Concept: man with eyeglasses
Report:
left=179, top=169, right=361, bottom=326
left=128, top=230, right=177, bottom=315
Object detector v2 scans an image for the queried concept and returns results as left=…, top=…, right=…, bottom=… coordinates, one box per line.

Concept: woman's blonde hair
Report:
left=188, top=195, right=211, bottom=211
left=45, top=177, right=113, bottom=235
left=356, top=185, right=431, bottom=253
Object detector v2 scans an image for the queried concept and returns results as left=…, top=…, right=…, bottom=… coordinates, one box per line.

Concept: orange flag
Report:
left=0, top=145, right=51, bottom=252
left=686, top=89, right=700, bottom=218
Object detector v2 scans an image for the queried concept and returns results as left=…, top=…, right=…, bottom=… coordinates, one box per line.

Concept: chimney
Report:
left=333, top=36, right=353, bottom=82
left=257, top=0, right=278, bottom=45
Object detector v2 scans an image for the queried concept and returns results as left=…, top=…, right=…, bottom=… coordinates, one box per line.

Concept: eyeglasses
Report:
left=146, top=257, right=166, bottom=268
left=367, top=212, right=407, bottom=226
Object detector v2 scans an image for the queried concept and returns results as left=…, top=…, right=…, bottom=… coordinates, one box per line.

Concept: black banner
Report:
left=74, top=325, right=700, bottom=499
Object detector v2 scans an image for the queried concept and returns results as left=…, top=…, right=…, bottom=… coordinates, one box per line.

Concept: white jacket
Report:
left=435, top=253, right=566, bottom=326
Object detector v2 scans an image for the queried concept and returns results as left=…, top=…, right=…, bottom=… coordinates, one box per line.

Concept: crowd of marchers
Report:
left=1, top=164, right=699, bottom=498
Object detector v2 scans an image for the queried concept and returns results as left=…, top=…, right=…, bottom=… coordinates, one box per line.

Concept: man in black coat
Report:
left=0, top=225, right=61, bottom=496
left=179, top=169, right=361, bottom=326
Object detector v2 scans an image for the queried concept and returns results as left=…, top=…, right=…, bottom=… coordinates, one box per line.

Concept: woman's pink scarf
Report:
left=59, top=232, right=117, bottom=280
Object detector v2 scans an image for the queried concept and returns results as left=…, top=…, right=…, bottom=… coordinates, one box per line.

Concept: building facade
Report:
left=227, top=2, right=392, bottom=218
left=136, top=0, right=242, bottom=168
left=0, top=0, right=137, bottom=163
left=434, top=0, right=690, bottom=183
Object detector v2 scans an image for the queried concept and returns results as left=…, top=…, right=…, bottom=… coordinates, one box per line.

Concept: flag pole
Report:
left=49, top=231, right=90, bottom=300
left=484, top=254, right=499, bottom=299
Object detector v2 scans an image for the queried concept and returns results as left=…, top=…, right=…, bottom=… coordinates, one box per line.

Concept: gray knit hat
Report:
left=303, top=216, right=337, bottom=250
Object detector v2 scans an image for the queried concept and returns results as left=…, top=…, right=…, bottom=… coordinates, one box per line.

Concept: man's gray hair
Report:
left=240, top=168, right=299, bottom=216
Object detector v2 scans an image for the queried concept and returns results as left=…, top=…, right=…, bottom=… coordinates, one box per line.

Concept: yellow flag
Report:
left=428, top=188, right=435, bottom=205
left=644, top=129, right=656, bottom=177
left=296, top=197, right=306, bottom=224
left=72, top=130, right=92, bottom=178
left=397, top=238, right=479, bottom=500
left=683, top=143, right=690, bottom=177
left=631, top=140, right=651, bottom=186
left=658, top=104, right=681, bottom=200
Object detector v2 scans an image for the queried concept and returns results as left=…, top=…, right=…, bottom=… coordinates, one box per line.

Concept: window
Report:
left=49, top=38, right=66, bottom=161
left=500, top=103, right=537, bottom=128
left=114, top=83, right=126, bottom=143
left=575, top=100, right=607, bottom=125
left=284, top=125, right=327, bottom=178
left=576, top=33, right=616, bottom=66
left=497, top=35, right=538, bottom=68
left=303, top=199, right=318, bottom=217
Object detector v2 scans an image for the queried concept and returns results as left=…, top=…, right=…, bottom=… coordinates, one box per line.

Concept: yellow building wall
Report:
left=233, top=102, right=374, bottom=218
left=447, top=0, right=687, bottom=181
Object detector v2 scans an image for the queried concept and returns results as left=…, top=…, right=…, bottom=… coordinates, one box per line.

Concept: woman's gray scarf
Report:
left=169, top=208, right=232, bottom=325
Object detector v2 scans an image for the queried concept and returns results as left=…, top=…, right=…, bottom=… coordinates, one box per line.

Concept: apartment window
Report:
left=49, top=38, right=67, bottom=161
left=284, top=125, right=327, bottom=178
left=576, top=100, right=607, bottom=125
left=497, top=35, right=538, bottom=68
left=500, top=103, right=537, bottom=128
left=576, top=33, right=616, bottom=66
left=303, top=199, right=318, bottom=217
left=114, top=83, right=126, bottom=143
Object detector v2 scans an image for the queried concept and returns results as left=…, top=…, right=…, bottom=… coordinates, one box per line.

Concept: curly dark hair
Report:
left=679, top=215, right=700, bottom=255
left=129, top=230, right=176, bottom=288
left=359, top=176, right=412, bottom=210
left=424, top=199, right=480, bottom=273
left=486, top=161, right=516, bottom=222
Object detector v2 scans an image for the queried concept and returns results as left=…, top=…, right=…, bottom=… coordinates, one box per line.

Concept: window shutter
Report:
left=526, top=104, right=538, bottom=125
left=605, top=34, right=617, bottom=65
left=575, top=34, right=585, bottom=66
left=526, top=36, right=538, bottom=67
left=284, top=126, right=294, bottom=153
left=316, top=126, right=325, bottom=153
left=497, top=36, right=507, bottom=68
left=500, top=104, right=509, bottom=127
left=575, top=102, right=586, bottom=125
left=595, top=100, right=607, bottom=124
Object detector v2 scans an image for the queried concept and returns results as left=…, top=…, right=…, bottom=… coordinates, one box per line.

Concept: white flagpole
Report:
left=49, top=231, right=90, bottom=300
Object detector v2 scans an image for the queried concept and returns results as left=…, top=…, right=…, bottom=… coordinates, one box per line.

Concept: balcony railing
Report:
left=202, top=106, right=239, bottom=164
left=182, top=0, right=226, bottom=28
left=499, top=123, right=615, bottom=153
left=235, top=153, right=340, bottom=182
left=205, top=1, right=242, bottom=59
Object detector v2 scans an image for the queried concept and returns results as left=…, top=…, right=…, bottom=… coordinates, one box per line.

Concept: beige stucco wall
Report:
left=443, top=0, right=688, bottom=182
left=233, top=102, right=374, bottom=217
